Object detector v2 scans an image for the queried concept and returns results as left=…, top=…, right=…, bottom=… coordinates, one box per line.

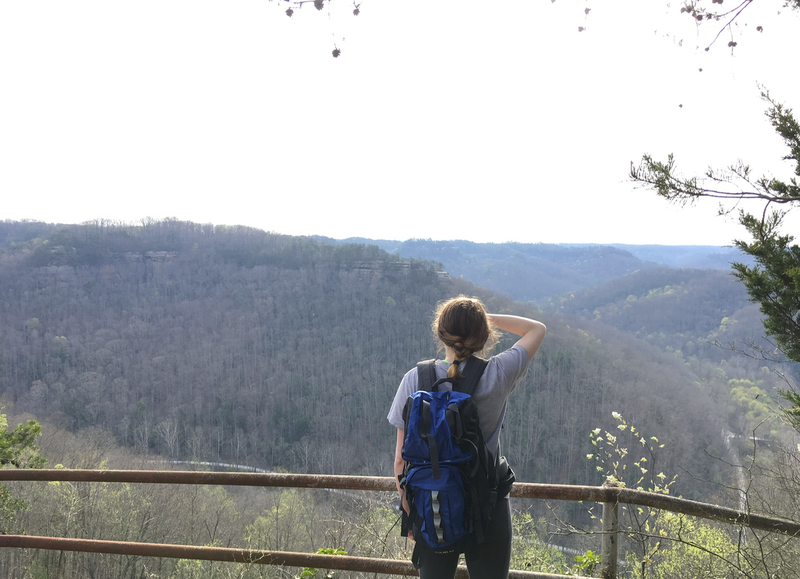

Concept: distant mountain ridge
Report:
left=599, top=244, right=746, bottom=270
left=315, top=237, right=751, bottom=302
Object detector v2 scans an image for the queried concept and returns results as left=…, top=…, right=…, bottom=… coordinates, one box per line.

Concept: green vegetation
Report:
left=0, top=411, right=45, bottom=531
left=509, top=513, right=568, bottom=574
left=0, top=421, right=412, bottom=578
left=584, top=412, right=800, bottom=579
left=297, top=548, right=347, bottom=579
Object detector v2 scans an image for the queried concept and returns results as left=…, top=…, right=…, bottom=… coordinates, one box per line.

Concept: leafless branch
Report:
left=704, top=0, right=754, bottom=51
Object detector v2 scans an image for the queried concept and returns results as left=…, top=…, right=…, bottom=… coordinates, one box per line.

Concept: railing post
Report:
left=600, top=480, right=619, bottom=579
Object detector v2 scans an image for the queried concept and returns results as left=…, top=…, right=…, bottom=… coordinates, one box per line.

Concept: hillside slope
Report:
left=0, top=220, right=734, bottom=499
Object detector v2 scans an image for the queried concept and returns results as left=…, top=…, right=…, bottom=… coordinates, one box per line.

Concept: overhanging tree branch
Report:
left=631, top=94, right=800, bottom=213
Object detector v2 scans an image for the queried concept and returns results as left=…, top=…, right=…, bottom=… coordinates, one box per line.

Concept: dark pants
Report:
left=411, top=498, right=512, bottom=579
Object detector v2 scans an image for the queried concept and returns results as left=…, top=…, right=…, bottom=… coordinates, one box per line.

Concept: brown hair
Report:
left=432, top=295, right=499, bottom=379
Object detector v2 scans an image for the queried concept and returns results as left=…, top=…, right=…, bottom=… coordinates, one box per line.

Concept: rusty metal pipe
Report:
left=1, top=470, right=798, bottom=536
left=0, top=469, right=397, bottom=491
left=0, top=535, right=572, bottom=579
left=514, top=484, right=800, bottom=537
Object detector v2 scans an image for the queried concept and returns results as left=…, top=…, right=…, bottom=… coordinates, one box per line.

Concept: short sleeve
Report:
left=489, top=343, right=530, bottom=396
left=387, top=366, right=418, bottom=430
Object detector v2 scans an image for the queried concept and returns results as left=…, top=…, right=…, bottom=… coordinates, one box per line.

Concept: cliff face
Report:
left=343, top=260, right=450, bottom=285
left=120, top=251, right=180, bottom=263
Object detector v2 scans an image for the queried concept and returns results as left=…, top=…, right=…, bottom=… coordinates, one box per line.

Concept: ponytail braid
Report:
left=447, top=359, right=463, bottom=380
left=446, top=341, right=474, bottom=379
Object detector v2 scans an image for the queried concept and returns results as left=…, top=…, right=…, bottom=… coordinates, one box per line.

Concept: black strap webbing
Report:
left=415, top=359, right=438, bottom=392
left=415, top=356, right=488, bottom=394
left=446, top=402, right=462, bottom=439
left=456, top=356, right=488, bottom=395
left=420, top=400, right=440, bottom=479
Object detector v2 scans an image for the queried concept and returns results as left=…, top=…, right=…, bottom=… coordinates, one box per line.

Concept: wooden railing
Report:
left=1, top=469, right=799, bottom=579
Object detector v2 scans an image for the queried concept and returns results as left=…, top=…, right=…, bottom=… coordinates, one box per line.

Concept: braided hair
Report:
left=433, top=296, right=499, bottom=379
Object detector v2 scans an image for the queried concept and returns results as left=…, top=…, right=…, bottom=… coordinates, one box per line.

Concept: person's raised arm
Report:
left=488, top=314, right=546, bottom=361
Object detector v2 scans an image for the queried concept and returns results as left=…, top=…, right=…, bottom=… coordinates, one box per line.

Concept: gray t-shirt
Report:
left=387, top=344, right=530, bottom=458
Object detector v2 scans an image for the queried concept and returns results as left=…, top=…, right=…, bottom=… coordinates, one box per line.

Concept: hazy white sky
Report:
left=2, top=0, right=798, bottom=245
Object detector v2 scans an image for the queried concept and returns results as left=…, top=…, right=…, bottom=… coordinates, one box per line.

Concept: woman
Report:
left=387, top=295, right=546, bottom=579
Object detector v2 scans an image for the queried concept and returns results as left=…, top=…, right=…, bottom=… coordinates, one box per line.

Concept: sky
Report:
left=2, top=0, right=799, bottom=246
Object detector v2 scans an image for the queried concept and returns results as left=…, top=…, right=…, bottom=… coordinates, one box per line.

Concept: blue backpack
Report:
left=399, top=356, right=512, bottom=553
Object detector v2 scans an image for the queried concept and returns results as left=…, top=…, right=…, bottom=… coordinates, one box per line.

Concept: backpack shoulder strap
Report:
left=455, top=356, right=489, bottom=396
left=415, top=359, right=438, bottom=392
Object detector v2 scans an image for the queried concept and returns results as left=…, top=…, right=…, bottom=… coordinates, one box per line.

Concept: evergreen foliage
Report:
left=733, top=212, right=800, bottom=430
left=733, top=213, right=800, bottom=363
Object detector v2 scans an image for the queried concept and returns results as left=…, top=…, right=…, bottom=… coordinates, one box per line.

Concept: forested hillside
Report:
left=317, top=237, right=656, bottom=302
left=553, top=267, right=750, bottom=354
left=553, top=266, right=800, bottom=442
left=1, top=220, right=447, bottom=476
left=0, top=219, right=760, bottom=501
left=551, top=266, right=798, bottom=370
